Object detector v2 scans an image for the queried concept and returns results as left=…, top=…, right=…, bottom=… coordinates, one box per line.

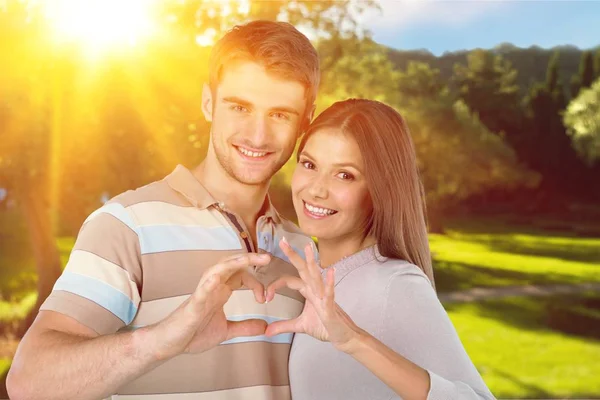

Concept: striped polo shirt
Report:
left=40, top=164, right=314, bottom=399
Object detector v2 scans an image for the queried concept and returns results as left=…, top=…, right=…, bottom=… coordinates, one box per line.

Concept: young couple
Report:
left=8, top=21, right=495, bottom=400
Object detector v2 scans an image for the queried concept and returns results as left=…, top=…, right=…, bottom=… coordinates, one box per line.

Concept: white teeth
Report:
left=304, top=202, right=336, bottom=215
left=238, top=147, right=267, bottom=157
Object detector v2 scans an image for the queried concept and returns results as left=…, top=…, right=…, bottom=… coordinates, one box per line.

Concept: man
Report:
left=7, top=20, right=320, bottom=400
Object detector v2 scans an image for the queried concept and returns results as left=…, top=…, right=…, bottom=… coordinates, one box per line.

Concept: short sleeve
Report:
left=40, top=202, right=142, bottom=335
left=378, top=268, right=495, bottom=400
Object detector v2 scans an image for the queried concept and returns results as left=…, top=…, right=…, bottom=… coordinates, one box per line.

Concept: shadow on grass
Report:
left=485, top=366, right=552, bottom=398
left=433, top=260, right=589, bottom=293
left=484, top=365, right=600, bottom=399
left=465, top=236, right=600, bottom=265
left=445, top=292, right=600, bottom=342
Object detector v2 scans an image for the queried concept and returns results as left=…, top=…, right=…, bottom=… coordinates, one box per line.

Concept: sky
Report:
left=361, top=0, right=600, bottom=55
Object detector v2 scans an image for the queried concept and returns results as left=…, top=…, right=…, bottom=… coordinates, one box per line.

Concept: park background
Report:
left=1, top=0, right=600, bottom=398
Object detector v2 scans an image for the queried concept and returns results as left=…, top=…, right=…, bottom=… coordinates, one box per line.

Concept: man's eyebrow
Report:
left=222, top=96, right=300, bottom=116
left=271, top=106, right=300, bottom=116
left=222, top=96, right=252, bottom=107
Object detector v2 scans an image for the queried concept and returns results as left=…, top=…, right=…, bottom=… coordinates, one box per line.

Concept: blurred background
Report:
left=1, top=0, right=599, bottom=398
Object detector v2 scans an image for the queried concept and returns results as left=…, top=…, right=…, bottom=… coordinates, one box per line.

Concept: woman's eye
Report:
left=273, top=112, right=289, bottom=120
left=301, top=161, right=315, bottom=170
left=337, top=172, right=354, bottom=180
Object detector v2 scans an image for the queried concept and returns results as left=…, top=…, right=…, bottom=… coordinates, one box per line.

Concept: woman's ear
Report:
left=201, top=83, right=214, bottom=122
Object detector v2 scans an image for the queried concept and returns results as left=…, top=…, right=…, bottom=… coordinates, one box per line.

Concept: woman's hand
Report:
left=265, top=238, right=364, bottom=353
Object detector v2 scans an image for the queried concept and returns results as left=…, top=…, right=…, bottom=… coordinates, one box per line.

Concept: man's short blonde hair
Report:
left=209, top=20, right=320, bottom=110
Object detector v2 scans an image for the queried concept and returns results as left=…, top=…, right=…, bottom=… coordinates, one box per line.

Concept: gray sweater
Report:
left=289, top=246, right=495, bottom=400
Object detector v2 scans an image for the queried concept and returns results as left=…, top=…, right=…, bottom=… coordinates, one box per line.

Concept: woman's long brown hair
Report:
left=298, top=99, right=435, bottom=288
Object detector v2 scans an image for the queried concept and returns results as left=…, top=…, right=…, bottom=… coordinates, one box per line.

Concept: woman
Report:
left=265, top=99, right=495, bottom=399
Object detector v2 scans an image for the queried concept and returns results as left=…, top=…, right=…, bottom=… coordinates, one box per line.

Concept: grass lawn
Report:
left=1, top=214, right=599, bottom=398
left=431, top=217, right=600, bottom=293
left=447, top=292, right=600, bottom=398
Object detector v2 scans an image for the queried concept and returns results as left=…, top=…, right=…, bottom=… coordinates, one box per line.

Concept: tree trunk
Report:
left=427, top=205, right=446, bottom=234
left=17, top=189, right=62, bottom=337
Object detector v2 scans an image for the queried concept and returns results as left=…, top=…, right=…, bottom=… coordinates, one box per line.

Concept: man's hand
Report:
left=145, top=253, right=271, bottom=360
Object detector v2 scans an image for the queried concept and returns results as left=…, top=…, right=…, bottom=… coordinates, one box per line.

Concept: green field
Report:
left=430, top=218, right=600, bottom=293
left=448, top=293, right=600, bottom=398
left=1, top=215, right=599, bottom=398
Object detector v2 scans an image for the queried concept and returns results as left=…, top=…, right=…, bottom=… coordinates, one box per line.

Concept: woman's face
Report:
left=291, top=128, right=372, bottom=242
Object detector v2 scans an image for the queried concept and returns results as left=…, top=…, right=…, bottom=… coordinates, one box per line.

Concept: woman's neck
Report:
left=317, top=234, right=377, bottom=269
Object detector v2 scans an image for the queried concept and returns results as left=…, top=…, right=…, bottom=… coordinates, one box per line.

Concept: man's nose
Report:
left=246, top=115, right=270, bottom=147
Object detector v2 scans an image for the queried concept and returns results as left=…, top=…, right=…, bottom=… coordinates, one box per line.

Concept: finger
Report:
left=304, top=243, right=324, bottom=298
left=226, top=319, right=268, bottom=341
left=191, top=274, right=220, bottom=305
left=265, top=317, right=303, bottom=337
left=239, top=270, right=265, bottom=303
left=202, top=253, right=271, bottom=285
left=265, top=276, right=304, bottom=302
left=279, top=237, right=310, bottom=278
left=324, top=268, right=336, bottom=310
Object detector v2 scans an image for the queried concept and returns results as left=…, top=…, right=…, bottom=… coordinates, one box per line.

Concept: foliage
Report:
left=452, top=49, right=522, bottom=140
left=563, top=78, right=600, bottom=165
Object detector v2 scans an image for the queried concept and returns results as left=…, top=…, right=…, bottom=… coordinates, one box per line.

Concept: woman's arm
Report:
left=266, top=240, right=495, bottom=400
left=343, top=328, right=432, bottom=399
left=342, top=270, right=495, bottom=400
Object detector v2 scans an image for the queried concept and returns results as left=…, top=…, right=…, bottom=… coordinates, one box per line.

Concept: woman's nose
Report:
left=308, top=176, right=328, bottom=199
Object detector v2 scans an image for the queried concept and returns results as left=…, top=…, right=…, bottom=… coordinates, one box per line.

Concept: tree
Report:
left=404, top=92, right=538, bottom=232
left=452, top=49, right=523, bottom=145
left=571, top=51, right=595, bottom=98
left=1, top=0, right=380, bottom=335
left=317, top=37, right=401, bottom=110
left=312, top=48, right=537, bottom=232
left=564, top=78, right=600, bottom=166
left=594, top=49, right=600, bottom=80
left=0, top=1, right=66, bottom=334
left=522, top=51, right=592, bottom=196
left=579, top=51, right=596, bottom=89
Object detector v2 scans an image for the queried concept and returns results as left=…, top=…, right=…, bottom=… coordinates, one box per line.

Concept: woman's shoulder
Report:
left=369, top=257, right=434, bottom=288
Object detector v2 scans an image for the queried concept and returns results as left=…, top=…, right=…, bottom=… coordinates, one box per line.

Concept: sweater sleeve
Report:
left=377, top=268, right=496, bottom=400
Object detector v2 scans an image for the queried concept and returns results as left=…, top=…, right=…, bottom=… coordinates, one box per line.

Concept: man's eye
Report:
left=232, top=105, right=247, bottom=112
left=273, top=112, right=289, bottom=120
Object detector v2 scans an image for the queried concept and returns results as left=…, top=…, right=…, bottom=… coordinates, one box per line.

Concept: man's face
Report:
left=202, top=61, right=308, bottom=185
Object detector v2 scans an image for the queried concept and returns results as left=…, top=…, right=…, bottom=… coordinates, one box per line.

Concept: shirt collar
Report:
left=260, top=194, right=281, bottom=224
left=165, top=164, right=219, bottom=209
left=165, top=164, right=281, bottom=223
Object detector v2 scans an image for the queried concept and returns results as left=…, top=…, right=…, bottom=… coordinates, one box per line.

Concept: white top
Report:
left=289, top=246, right=496, bottom=400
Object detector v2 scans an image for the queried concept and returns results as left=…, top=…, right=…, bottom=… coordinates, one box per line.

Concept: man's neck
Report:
left=192, top=156, right=269, bottom=225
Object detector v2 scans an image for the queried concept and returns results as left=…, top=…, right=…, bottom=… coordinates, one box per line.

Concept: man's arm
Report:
left=7, top=253, right=271, bottom=400
left=7, top=311, right=161, bottom=400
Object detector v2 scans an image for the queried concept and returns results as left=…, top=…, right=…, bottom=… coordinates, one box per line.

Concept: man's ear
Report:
left=300, top=103, right=317, bottom=134
left=201, top=83, right=214, bottom=122
left=308, top=104, right=316, bottom=122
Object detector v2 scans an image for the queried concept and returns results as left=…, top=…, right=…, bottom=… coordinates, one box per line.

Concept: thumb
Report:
left=265, top=318, right=302, bottom=337
left=226, top=319, right=268, bottom=341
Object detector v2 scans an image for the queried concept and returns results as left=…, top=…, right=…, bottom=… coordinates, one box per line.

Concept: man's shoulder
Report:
left=108, top=177, right=189, bottom=209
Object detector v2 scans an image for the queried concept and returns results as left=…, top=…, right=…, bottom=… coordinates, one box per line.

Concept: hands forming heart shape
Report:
left=262, top=237, right=364, bottom=353
left=151, top=238, right=363, bottom=361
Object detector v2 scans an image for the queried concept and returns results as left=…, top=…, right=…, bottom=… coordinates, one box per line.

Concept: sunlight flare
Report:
left=43, top=0, right=156, bottom=53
